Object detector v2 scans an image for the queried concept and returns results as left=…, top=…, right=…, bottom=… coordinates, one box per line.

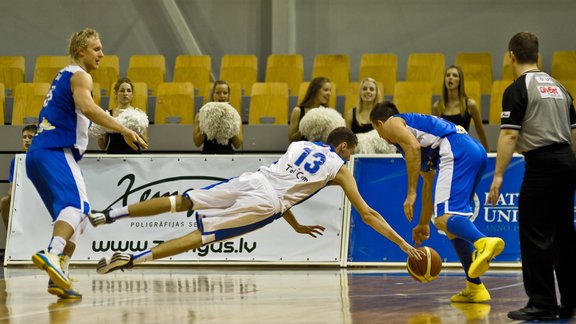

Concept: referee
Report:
left=489, top=32, right=576, bottom=321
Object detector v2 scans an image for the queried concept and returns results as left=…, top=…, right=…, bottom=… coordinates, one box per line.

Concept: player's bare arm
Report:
left=412, top=170, right=435, bottom=245
left=282, top=209, right=325, bottom=238
left=488, top=129, right=518, bottom=206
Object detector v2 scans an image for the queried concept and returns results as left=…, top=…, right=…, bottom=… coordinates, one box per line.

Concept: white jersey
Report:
left=259, top=141, right=345, bottom=213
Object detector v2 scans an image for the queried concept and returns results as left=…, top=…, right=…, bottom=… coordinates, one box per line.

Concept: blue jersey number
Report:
left=294, top=147, right=326, bottom=174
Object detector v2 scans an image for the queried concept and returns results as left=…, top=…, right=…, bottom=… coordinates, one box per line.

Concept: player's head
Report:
left=370, top=101, right=400, bottom=140
left=326, top=127, right=357, bottom=161
left=22, top=124, right=37, bottom=151
left=68, top=28, right=103, bottom=72
left=508, top=32, right=539, bottom=65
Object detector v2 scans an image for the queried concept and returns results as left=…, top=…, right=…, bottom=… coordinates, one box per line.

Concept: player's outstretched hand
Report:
left=412, top=224, right=430, bottom=246
left=295, top=224, right=326, bottom=238
left=400, top=241, right=425, bottom=260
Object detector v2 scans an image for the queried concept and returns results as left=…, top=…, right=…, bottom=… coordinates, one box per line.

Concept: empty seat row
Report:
left=2, top=51, right=575, bottom=99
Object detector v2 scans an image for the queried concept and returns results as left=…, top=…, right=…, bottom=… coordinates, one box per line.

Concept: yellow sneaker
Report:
left=450, top=282, right=491, bottom=303
left=468, top=237, right=505, bottom=278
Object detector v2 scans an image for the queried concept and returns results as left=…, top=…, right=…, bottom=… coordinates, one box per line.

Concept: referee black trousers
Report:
left=519, top=144, right=576, bottom=310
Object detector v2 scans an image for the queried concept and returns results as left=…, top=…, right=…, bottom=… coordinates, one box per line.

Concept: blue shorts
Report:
left=26, top=148, right=90, bottom=221
left=434, top=133, right=487, bottom=217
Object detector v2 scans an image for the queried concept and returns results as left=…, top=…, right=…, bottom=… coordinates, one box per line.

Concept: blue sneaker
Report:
left=48, top=280, right=82, bottom=299
left=32, top=250, right=71, bottom=290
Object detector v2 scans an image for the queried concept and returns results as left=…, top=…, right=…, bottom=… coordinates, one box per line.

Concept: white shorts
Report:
left=185, top=172, right=283, bottom=244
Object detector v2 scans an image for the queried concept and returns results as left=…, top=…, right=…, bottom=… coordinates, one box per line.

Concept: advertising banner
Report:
left=346, top=154, right=556, bottom=264
left=6, top=154, right=344, bottom=264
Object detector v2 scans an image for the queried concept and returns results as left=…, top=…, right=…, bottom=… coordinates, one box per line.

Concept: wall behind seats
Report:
left=2, top=0, right=576, bottom=84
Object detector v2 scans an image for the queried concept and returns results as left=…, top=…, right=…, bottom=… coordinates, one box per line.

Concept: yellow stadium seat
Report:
left=406, top=53, right=445, bottom=95
left=464, top=80, right=481, bottom=111
left=392, top=81, right=433, bottom=114
left=92, top=82, right=101, bottom=106
left=203, top=82, right=242, bottom=116
left=108, top=82, right=148, bottom=112
left=0, top=56, right=25, bottom=94
left=12, top=83, right=50, bottom=125
left=0, top=83, right=4, bottom=124
left=359, top=53, right=397, bottom=95
left=344, top=81, right=384, bottom=116
left=551, top=51, right=576, bottom=81
left=90, top=55, right=119, bottom=96
left=502, top=52, right=542, bottom=80
left=219, top=55, right=258, bottom=96
left=249, top=82, right=289, bottom=125
left=127, top=55, right=166, bottom=95
left=489, top=80, right=513, bottom=124
left=155, top=82, right=194, bottom=124
left=173, top=55, right=211, bottom=97
left=558, top=79, right=576, bottom=104
left=312, top=54, right=350, bottom=96
left=297, top=82, right=337, bottom=109
left=265, top=54, right=303, bottom=96
left=33, top=56, right=70, bottom=83
left=455, top=52, right=493, bottom=95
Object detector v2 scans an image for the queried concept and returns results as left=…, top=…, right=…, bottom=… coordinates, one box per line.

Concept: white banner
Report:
left=6, top=154, right=344, bottom=264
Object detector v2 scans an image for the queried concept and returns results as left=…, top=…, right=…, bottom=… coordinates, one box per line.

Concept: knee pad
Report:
left=57, top=207, right=85, bottom=232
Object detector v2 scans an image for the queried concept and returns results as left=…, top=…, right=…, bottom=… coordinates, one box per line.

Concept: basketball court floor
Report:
left=0, top=266, right=573, bottom=323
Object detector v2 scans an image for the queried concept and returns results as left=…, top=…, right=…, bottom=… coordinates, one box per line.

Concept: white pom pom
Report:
left=88, top=122, right=109, bottom=138
left=116, top=108, right=149, bottom=136
left=299, top=107, right=345, bottom=142
left=356, top=130, right=397, bottom=154
left=198, top=102, right=241, bottom=145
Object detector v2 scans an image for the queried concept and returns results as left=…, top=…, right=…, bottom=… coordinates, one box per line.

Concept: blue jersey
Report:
left=29, top=65, right=91, bottom=155
left=8, top=157, right=15, bottom=183
left=394, top=113, right=464, bottom=171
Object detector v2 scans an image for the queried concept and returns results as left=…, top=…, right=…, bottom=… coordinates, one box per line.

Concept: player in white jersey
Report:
left=90, top=127, right=424, bottom=273
left=370, top=101, right=504, bottom=303
left=26, top=28, right=147, bottom=299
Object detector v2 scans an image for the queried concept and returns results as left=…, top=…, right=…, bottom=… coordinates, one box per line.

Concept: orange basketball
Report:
left=406, top=246, right=442, bottom=283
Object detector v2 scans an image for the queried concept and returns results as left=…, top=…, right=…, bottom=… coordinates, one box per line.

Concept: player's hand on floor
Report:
left=295, top=225, right=326, bottom=238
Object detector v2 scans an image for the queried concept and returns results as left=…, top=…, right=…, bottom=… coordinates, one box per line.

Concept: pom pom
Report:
left=356, top=130, right=397, bottom=154
left=198, top=102, right=241, bottom=145
left=299, top=107, right=345, bottom=142
left=88, top=107, right=149, bottom=138
left=116, top=108, right=149, bottom=136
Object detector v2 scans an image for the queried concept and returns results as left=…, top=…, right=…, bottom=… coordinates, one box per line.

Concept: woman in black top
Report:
left=288, top=77, right=332, bottom=142
left=345, top=77, right=381, bottom=134
left=432, top=65, right=489, bottom=151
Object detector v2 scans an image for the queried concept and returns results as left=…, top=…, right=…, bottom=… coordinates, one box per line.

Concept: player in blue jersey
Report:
left=370, top=101, right=504, bottom=303
left=26, top=28, right=147, bottom=299
left=88, top=127, right=424, bottom=274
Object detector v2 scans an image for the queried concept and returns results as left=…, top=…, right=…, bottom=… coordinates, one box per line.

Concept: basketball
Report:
left=406, top=246, right=442, bottom=283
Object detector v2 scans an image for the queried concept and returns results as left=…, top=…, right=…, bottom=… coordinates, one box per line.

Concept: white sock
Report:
left=47, top=236, right=66, bottom=255
left=110, top=206, right=130, bottom=219
left=133, top=250, right=153, bottom=264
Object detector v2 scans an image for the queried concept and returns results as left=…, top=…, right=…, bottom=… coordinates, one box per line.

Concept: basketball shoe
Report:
left=88, top=210, right=115, bottom=227
left=47, top=254, right=81, bottom=299
left=450, top=282, right=491, bottom=303
left=97, top=252, right=134, bottom=274
left=32, top=250, right=71, bottom=290
left=468, top=237, right=505, bottom=278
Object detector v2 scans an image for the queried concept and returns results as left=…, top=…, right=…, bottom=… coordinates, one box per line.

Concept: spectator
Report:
left=289, top=77, right=332, bottom=142
left=433, top=66, right=489, bottom=151
left=193, top=80, right=243, bottom=154
left=0, top=124, right=37, bottom=228
left=345, top=77, right=381, bottom=133
left=98, top=77, right=149, bottom=154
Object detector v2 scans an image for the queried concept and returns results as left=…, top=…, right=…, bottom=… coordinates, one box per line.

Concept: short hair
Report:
left=326, top=127, right=358, bottom=148
left=209, top=80, right=230, bottom=102
left=113, top=77, right=134, bottom=94
left=68, top=28, right=100, bottom=60
left=299, top=77, right=330, bottom=108
left=22, top=124, right=37, bottom=134
left=369, top=101, right=400, bottom=123
left=509, top=32, right=539, bottom=64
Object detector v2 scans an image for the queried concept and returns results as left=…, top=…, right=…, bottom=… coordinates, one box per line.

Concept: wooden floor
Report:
left=0, top=266, right=573, bottom=323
